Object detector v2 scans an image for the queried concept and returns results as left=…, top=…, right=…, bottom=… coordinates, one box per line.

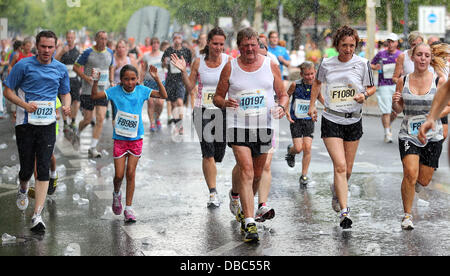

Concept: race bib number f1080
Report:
left=328, top=83, right=357, bottom=110
left=115, top=110, right=139, bottom=138
left=237, top=89, right=267, bottom=117
left=28, top=101, right=56, bottom=126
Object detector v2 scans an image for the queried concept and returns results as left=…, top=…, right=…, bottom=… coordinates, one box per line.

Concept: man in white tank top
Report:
left=213, top=28, right=289, bottom=243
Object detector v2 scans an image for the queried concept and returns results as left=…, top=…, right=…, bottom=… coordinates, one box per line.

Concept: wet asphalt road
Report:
left=1, top=106, right=450, bottom=256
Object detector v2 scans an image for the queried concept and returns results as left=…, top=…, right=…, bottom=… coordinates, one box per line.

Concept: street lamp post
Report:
left=403, top=0, right=410, bottom=48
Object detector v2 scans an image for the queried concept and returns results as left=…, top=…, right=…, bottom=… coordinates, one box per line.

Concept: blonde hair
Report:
left=412, top=42, right=450, bottom=73
left=408, top=31, right=424, bottom=46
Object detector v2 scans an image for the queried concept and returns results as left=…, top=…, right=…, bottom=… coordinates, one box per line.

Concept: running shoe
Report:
left=27, top=187, right=36, bottom=199
left=156, top=119, right=162, bottom=130
left=47, top=175, right=58, bottom=195
left=285, top=144, right=295, bottom=168
left=150, top=124, right=157, bottom=132
left=30, top=213, right=46, bottom=232
left=229, top=189, right=240, bottom=216
left=112, top=191, right=123, bottom=215
left=415, top=182, right=424, bottom=193
left=63, top=124, right=70, bottom=134
left=88, top=148, right=102, bottom=159
left=207, top=192, right=221, bottom=208
left=255, top=204, right=275, bottom=222
left=330, top=183, right=340, bottom=213
left=124, top=208, right=137, bottom=223
left=244, top=223, right=260, bottom=243
left=299, top=175, right=309, bottom=186
left=236, top=208, right=245, bottom=233
left=384, top=133, right=393, bottom=143
left=339, top=208, right=352, bottom=229
left=401, top=214, right=414, bottom=230
left=16, top=189, right=29, bottom=211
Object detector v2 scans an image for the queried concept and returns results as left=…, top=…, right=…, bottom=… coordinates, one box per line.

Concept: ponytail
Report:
left=430, top=43, right=450, bottom=74
left=202, top=27, right=227, bottom=61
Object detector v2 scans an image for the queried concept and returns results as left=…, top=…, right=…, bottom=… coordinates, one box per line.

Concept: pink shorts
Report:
left=113, top=139, right=143, bottom=159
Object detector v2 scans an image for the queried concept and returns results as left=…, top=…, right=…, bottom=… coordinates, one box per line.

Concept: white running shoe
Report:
left=16, top=189, right=29, bottom=211
left=384, top=133, right=393, bottom=143
left=255, top=204, right=275, bottom=222
left=88, top=148, right=102, bottom=159
left=401, top=214, right=414, bottom=230
left=228, top=189, right=240, bottom=216
left=207, top=192, right=221, bottom=208
left=330, top=184, right=340, bottom=213
left=30, top=214, right=46, bottom=232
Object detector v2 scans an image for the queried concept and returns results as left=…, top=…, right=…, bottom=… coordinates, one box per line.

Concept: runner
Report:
left=3, top=30, right=71, bottom=232
left=370, top=33, right=402, bottom=143
left=285, top=61, right=324, bottom=185
left=268, top=31, right=290, bottom=78
left=213, top=28, right=288, bottom=243
left=162, top=33, right=192, bottom=135
left=392, top=32, right=424, bottom=84
left=8, top=38, right=34, bottom=70
left=142, top=37, right=165, bottom=132
left=73, top=31, right=114, bottom=158
left=91, top=64, right=167, bottom=222
left=392, top=42, right=448, bottom=230
left=171, top=27, right=228, bottom=208
left=419, top=80, right=450, bottom=160
left=308, top=25, right=376, bottom=229
left=55, top=30, right=81, bottom=134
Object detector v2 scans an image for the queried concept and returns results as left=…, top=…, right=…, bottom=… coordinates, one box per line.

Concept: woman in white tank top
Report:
left=170, top=27, right=229, bottom=208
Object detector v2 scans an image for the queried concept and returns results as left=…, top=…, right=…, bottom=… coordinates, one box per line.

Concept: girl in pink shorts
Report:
left=91, top=65, right=167, bottom=222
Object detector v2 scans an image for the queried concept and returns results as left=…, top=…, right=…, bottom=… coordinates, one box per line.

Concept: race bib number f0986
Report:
left=115, top=110, right=139, bottom=138
left=408, top=115, right=435, bottom=138
left=28, top=101, right=56, bottom=126
left=328, top=83, right=357, bottom=110
left=294, top=99, right=310, bottom=118
left=237, top=89, right=267, bottom=117
left=202, top=87, right=218, bottom=109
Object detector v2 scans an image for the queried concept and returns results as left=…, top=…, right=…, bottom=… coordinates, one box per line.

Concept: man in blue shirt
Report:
left=268, top=31, right=291, bottom=77
left=3, top=30, right=71, bottom=232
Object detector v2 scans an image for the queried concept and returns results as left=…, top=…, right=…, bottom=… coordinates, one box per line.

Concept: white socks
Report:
left=90, top=138, right=99, bottom=149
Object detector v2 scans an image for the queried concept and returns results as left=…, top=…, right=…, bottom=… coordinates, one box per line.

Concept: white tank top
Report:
left=196, top=53, right=229, bottom=108
left=402, top=50, right=415, bottom=75
left=227, top=56, right=276, bottom=129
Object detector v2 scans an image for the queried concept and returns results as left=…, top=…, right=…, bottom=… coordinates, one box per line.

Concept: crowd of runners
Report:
left=1, top=24, right=449, bottom=243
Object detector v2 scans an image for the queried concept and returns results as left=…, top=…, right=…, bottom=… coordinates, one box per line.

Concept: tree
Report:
left=282, top=0, right=315, bottom=49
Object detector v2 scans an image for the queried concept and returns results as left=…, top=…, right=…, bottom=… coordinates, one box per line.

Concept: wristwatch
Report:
left=278, top=104, right=286, bottom=112
left=364, top=92, right=369, bottom=100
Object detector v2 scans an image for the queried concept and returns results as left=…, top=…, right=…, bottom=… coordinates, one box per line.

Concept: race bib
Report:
left=66, top=64, right=77, bottom=78
left=408, top=115, right=435, bottom=138
left=237, top=89, right=267, bottom=117
left=28, top=101, right=56, bottom=126
left=115, top=110, right=139, bottom=138
left=202, top=87, right=218, bottom=109
left=98, top=70, right=109, bottom=86
left=383, top=63, right=396, bottom=79
left=294, top=99, right=310, bottom=118
left=328, top=83, right=357, bottom=110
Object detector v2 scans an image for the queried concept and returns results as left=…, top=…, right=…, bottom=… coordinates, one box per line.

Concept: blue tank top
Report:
left=290, top=79, right=312, bottom=120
